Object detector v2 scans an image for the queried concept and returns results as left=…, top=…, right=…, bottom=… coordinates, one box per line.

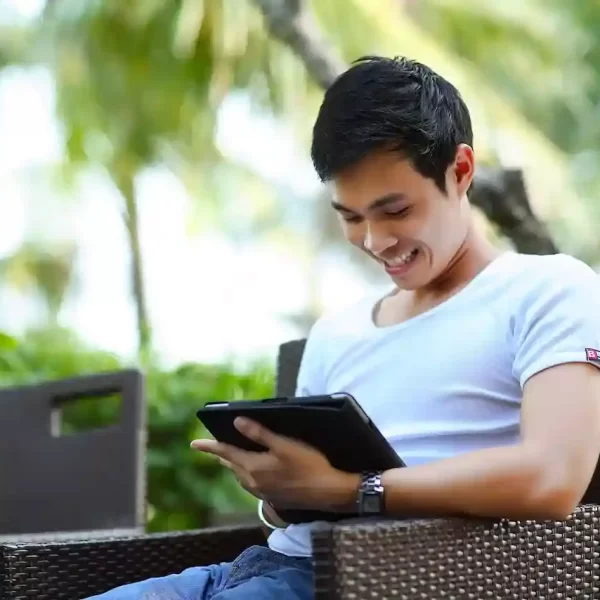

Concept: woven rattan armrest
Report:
left=0, top=524, right=265, bottom=600
left=311, top=504, right=600, bottom=599
left=4, top=508, right=599, bottom=599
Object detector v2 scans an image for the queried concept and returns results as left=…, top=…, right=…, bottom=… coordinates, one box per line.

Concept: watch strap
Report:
left=358, top=470, right=385, bottom=515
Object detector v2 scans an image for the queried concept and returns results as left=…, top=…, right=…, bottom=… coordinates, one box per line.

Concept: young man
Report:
left=88, top=56, right=600, bottom=600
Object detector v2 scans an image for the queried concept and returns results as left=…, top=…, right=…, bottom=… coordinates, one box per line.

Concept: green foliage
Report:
left=0, top=327, right=274, bottom=531
left=42, top=0, right=310, bottom=173
left=144, top=359, right=273, bottom=531
left=0, top=242, right=77, bottom=325
left=35, top=0, right=319, bottom=356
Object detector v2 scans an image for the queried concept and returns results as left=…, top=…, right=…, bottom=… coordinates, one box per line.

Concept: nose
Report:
left=363, top=222, right=397, bottom=256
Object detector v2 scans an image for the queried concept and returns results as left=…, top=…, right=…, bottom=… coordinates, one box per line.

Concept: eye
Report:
left=385, top=206, right=411, bottom=218
left=342, top=214, right=363, bottom=224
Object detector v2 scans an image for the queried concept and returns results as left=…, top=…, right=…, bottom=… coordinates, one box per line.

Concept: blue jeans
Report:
left=85, top=546, right=313, bottom=599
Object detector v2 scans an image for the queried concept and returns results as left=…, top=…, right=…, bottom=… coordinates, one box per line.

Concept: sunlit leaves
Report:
left=0, top=242, right=76, bottom=321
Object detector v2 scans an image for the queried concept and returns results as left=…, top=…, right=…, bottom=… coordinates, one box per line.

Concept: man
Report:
left=88, top=56, right=600, bottom=600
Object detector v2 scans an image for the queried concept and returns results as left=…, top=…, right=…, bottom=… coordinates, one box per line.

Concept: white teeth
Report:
left=386, top=249, right=417, bottom=267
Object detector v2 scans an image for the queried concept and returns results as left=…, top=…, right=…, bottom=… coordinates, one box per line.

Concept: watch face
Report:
left=363, top=493, right=382, bottom=514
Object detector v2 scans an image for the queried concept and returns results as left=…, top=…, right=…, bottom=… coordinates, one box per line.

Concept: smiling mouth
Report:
left=382, top=248, right=419, bottom=269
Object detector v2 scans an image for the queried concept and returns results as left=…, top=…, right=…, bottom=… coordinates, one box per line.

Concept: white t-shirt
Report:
left=267, top=252, right=600, bottom=557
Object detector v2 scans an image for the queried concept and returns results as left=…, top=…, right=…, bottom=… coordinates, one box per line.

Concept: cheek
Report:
left=344, top=225, right=365, bottom=247
left=420, top=207, right=463, bottom=255
left=338, top=220, right=362, bottom=245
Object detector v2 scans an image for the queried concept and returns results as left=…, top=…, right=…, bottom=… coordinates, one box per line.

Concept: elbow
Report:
left=525, top=469, right=582, bottom=521
left=513, top=444, right=591, bottom=521
left=529, top=490, right=578, bottom=521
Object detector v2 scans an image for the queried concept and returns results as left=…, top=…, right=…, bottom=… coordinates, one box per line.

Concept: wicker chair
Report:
left=0, top=370, right=145, bottom=538
left=2, top=339, right=600, bottom=599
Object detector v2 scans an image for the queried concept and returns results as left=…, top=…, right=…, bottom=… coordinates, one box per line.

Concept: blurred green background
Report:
left=1, top=0, right=600, bottom=531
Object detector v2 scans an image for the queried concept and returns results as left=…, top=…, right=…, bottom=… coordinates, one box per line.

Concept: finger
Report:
left=215, top=456, right=247, bottom=482
left=219, top=458, right=234, bottom=470
left=190, top=439, right=251, bottom=465
left=233, top=417, right=302, bottom=455
left=233, top=417, right=292, bottom=454
left=218, top=455, right=270, bottom=482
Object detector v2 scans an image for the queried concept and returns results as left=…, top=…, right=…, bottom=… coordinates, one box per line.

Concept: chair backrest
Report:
left=275, top=339, right=307, bottom=396
left=0, top=370, right=145, bottom=536
left=275, top=338, right=600, bottom=506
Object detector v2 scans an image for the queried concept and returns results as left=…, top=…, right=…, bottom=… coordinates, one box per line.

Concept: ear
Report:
left=452, top=144, right=475, bottom=197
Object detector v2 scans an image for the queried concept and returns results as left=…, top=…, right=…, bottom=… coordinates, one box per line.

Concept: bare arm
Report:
left=334, top=363, right=600, bottom=520
left=194, top=364, right=600, bottom=522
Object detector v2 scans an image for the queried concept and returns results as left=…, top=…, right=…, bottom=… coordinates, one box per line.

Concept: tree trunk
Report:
left=116, top=175, right=152, bottom=357
left=469, top=167, right=558, bottom=254
left=253, top=0, right=558, bottom=255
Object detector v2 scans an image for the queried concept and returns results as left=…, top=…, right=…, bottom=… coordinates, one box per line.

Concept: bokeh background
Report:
left=1, top=0, right=599, bottom=531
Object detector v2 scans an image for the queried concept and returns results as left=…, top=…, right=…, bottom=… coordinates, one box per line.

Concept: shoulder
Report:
left=504, top=254, right=600, bottom=384
left=512, top=252, right=596, bottom=276
left=496, top=252, right=598, bottom=299
left=502, top=253, right=599, bottom=339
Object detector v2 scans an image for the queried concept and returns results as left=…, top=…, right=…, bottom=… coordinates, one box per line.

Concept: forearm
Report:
left=332, top=444, right=579, bottom=521
left=380, top=444, right=578, bottom=520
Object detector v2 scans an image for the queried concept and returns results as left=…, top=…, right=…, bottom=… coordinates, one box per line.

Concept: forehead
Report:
left=330, top=151, right=427, bottom=207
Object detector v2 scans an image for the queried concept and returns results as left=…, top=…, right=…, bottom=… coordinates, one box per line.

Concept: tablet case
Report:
left=196, top=394, right=405, bottom=523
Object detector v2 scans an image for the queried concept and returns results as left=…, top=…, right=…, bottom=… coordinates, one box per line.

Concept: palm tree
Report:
left=34, top=0, right=321, bottom=355
left=20, top=0, right=589, bottom=342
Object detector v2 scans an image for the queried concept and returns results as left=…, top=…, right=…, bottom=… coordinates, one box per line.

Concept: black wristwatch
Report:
left=357, top=471, right=385, bottom=516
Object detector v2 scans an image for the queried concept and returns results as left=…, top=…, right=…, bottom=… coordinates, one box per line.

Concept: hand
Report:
left=191, top=417, right=359, bottom=510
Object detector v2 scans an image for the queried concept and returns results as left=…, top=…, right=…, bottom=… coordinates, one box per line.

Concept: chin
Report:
left=389, top=271, right=431, bottom=290
left=389, top=275, right=417, bottom=290
left=393, top=281, right=419, bottom=291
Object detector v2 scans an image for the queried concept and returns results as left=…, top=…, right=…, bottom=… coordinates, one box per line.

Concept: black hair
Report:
left=311, top=56, right=473, bottom=191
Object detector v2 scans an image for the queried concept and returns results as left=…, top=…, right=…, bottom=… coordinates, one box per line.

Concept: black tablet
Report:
left=196, top=393, right=405, bottom=523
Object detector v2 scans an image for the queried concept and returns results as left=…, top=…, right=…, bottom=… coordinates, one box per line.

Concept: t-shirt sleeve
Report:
left=512, top=255, right=600, bottom=388
left=294, top=319, right=328, bottom=396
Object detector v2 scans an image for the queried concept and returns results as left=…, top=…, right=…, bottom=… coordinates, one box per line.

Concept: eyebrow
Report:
left=331, top=193, right=407, bottom=213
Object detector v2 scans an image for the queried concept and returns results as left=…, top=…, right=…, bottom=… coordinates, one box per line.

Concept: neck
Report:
left=415, top=224, right=502, bottom=304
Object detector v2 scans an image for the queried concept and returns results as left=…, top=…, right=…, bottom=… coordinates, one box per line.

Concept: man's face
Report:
left=330, top=146, right=474, bottom=290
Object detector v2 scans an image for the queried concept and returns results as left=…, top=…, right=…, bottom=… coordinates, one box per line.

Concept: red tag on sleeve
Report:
left=586, top=348, right=600, bottom=363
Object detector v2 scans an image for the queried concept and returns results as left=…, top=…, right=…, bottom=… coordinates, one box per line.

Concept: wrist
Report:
left=322, top=469, right=361, bottom=511
left=357, top=470, right=386, bottom=516
left=258, top=500, right=277, bottom=530
left=258, top=500, right=287, bottom=529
